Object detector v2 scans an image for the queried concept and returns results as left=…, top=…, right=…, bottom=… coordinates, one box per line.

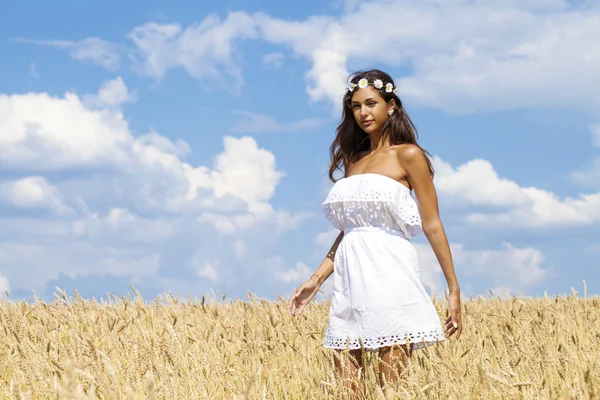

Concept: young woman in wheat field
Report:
left=288, top=69, right=463, bottom=398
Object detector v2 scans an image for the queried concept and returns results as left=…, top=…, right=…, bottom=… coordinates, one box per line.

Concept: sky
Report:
left=0, top=0, right=599, bottom=304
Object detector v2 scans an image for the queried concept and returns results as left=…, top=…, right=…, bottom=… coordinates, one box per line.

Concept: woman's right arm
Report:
left=310, top=230, right=344, bottom=286
left=289, top=230, right=345, bottom=316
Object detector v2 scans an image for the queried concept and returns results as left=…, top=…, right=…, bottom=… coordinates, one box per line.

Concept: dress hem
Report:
left=323, top=331, right=446, bottom=351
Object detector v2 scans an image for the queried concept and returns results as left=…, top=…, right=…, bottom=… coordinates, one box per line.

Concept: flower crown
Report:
left=347, top=78, right=398, bottom=95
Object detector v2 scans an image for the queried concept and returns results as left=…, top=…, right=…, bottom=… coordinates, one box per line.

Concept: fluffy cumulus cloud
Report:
left=83, top=77, right=137, bottom=109
left=433, top=156, right=600, bottom=228
left=0, top=92, right=131, bottom=171
left=0, top=82, right=311, bottom=300
left=274, top=260, right=313, bottom=285
left=0, top=177, right=72, bottom=214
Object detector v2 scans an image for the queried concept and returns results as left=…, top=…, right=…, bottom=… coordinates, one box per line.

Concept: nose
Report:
left=359, top=105, right=368, bottom=117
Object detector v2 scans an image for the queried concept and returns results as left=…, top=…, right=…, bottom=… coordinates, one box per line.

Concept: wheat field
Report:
left=0, top=284, right=598, bottom=399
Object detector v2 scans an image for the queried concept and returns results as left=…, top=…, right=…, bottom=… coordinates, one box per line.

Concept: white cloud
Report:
left=415, top=241, right=551, bottom=296
left=297, top=0, right=600, bottom=114
left=83, top=77, right=137, bottom=109
left=208, top=136, right=284, bottom=212
left=274, top=259, right=312, bottom=284
left=0, top=241, right=161, bottom=293
left=262, top=52, right=284, bottom=69
left=0, top=89, right=292, bottom=216
left=128, top=12, right=260, bottom=91
left=197, top=208, right=311, bottom=236
left=314, top=228, right=340, bottom=249
left=20, top=3, right=600, bottom=116
left=256, top=14, right=348, bottom=113
left=230, top=111, right=325, bottom=134
left=194, top=258, right=220, bottom=282
left=434, top=157, right=531, bottom=207
left=434, top=156, right=600, bottom=227
left=0, top=88, right=310, bottom=300
left=0, top=177, right=72, bottom=214
left=259, top=1, right=600, bottom=114
left=263, top=254, right=332, bottom=302
left=71, top=208, right=175, bottom=243
left=135, top=130, right=191, bottom=159
left=17, top=37, right=121, bottom=70
left=0, top=92, right=132, bottom=171
left=462, top=243, right=549, bottom=286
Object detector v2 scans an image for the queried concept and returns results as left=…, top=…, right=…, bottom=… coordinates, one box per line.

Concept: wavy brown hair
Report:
left=327, top=69, right=434, bottom=182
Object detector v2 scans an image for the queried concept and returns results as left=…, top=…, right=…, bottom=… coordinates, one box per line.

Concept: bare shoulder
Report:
left=393, top=143, right=425, bottom=164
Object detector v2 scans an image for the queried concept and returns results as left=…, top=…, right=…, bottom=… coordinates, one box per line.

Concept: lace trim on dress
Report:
left=324, top=327, right=446, bottom=350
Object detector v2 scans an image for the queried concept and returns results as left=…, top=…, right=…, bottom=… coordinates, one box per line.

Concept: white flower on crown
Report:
left=385, top=83, right=394, bottom=93
left=393, top=87, right=398, bottom=95
left=358, top=78, right=369, bottom=89
left=373, top=79, right=383, bottom=89
left=347, top=82, right=357, bottom=92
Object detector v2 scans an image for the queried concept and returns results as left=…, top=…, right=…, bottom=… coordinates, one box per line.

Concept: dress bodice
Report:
left=321, top=173, right=422, bottom=240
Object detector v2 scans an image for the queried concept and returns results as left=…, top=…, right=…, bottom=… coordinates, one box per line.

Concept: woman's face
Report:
left=350, top=86, right=394, bottom=134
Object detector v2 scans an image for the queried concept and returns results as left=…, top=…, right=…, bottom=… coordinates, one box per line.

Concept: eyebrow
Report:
left=351, top=97, right=377, bottom=104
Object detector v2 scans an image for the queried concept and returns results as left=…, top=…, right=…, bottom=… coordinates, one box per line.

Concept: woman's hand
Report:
left=443, top=291, right=462, bottom=339
left=288, top=277, right=321, bottom=317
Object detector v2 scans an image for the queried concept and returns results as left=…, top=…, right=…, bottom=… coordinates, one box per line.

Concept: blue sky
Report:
left=1, top=0, right=599, bottom=304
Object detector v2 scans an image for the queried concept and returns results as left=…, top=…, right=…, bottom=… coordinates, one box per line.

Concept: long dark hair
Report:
left=327, top=69, right=434, bottom=182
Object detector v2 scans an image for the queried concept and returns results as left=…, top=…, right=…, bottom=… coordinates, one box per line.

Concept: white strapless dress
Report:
left=321, top=173, right=446, bottom=350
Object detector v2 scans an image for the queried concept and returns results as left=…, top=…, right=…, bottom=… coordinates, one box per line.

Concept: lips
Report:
left=362, top=120, right=373, bottom=126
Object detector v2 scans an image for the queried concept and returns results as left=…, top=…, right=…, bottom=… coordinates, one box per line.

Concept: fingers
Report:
left=289, top=285, right=305, bottom=317
left=443, top=315, right=462, bottom=339
left=444, top=315, right=458, bottom=326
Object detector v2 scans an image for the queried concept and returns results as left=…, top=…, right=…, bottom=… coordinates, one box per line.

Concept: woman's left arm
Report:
left=398, top=145, right=460, bottom=294
left=399, top=145, right=463, bottom=339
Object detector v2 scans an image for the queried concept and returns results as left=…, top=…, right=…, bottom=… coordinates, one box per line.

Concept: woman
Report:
left=288, top=69, right=462, bottom=398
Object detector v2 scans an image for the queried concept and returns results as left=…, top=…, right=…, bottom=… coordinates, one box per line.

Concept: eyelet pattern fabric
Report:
left=324, top=329, right=445, bottom=350
left=320, top=173, right=445, bottom=351
left=321, top=173, right=422, bottom=240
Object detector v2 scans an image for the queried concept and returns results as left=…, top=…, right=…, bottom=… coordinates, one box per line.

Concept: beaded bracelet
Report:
left=311, top=273, right=322, bottom=285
